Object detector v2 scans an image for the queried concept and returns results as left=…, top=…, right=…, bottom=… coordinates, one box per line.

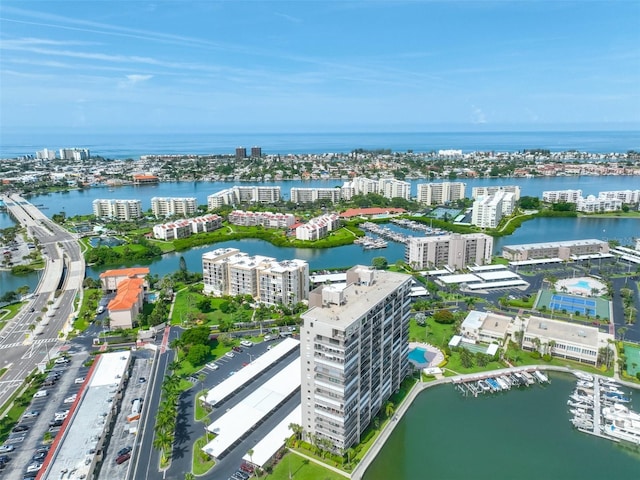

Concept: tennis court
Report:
left=549, top=294, right=596, bottom=315
left=535, top=289, right=610, bottom=319
left=624, top=345, right=640, bottom=377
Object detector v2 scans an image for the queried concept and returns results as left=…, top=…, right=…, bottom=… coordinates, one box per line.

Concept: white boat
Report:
left=603, top=423, right=640, bottom=445
left=521, top=371, right=535, bottom=385
left=495, top=377, right=509, bottom=390
left=577, top=380, right=594, bottom=388
left=573, top=371, right=593, bottom=382
left=533, top=370, right=549, bottom=383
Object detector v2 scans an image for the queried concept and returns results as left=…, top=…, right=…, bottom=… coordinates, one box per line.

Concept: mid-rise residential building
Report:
left=207, top=186, right=281, bottom=208
left=471, top=191, right=515, bottom=228
left=152, top=214, right=222, bottom=241
left=151, top=197, right=197, bottom=217
left=228, top=210, right=295, bottom=229
left=92, top=199, right=142, bottom=220
left=99, top=267, right=149, bottom=329
left=471, top=185, right=521, bottom=201
left=416, top=182, right=466, bottom=205
left=202, top=248, right=309, bottom=306
left=36, top=148, right=56, bottom=160
left=502, top=239, right=609, bottom=261
left=290, top=187, right=342, bottom=204
left=99, top=267, right=150, bottom=293
left=405, top=233, right=493, bottom=270
left=300, top=266, right=413, bottom=451
left=295, top=213, right=340, bottom=241
left=459, top=310, right=512, bottom=344
left=542, top=189, right=582, bottom=203
left=597, top=190, right=640, bottom=204
left=378, top=177, right=411, bottom=200
left=576, top=195, right=623, bottom=213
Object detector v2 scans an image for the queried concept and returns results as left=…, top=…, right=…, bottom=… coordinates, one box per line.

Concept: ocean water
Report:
left=1, top=130, right=639, bottom=159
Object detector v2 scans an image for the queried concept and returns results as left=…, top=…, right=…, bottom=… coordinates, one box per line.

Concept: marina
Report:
left=360, top=222, right=412, bottom=244
left=568, top=373, right=640, bottom=446
left=353, top=235, right=389, bottom=250
left=452, top=368, right=550, bottom=398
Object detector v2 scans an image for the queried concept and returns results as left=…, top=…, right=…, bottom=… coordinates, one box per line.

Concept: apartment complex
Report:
left=471, top=185, right=521, bottom=201
left=36, top=148, right=57, bottom=160
left=92, top=199, right=142, bottom=220
left=542, top=189, right=583, bottom=203
left=597, top=190, right=640, bottom=204
left=152, top=214, right=222, bottom=241
left=202, top=248, right=309, bottom=306
left=151, top=196, right=197, bottom=217
left=99, top=267, right=150, bottom=329
left=502, top=239, right=609, bottom=261
left=228, top=210, right=295, bottom=229
left=59, top=147, right=90, bottom=160
left=471, top=190, right=516, bottom=228
left=405, top=233, right=494, bottom=270
left=576, top=195, right=623, bottom=213
left=235, top=147, right=247, bottom=159
left=300, top=266, right=413, bottom=451
left=416, top=182, right=466, bottom=205
left=290, top=187, right=342, bottom=204
left=341, top=177, right=410, bottom=201
left=295, top=213, right=340, bottom=241
left=207, top=186, right=281, bottom=208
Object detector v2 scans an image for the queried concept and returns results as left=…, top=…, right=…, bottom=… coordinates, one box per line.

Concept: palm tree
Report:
left=247, top=448, right=254, bottom=466
left=384, top=401, right=395, bottom=418
left=153, top=429, right=172, bottom=463
left=198, top=373, right=206, bottom=396
left=531, top=337, right=541, bottom=353
left=548, top=340, right=556, bottom=357
left=617, top=326, right=628, bottom=341
left=289, top=423, right=303, bottom=441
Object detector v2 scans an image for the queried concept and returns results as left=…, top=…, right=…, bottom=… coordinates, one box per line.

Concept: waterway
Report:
left=364, top=373, right=639, bottom=480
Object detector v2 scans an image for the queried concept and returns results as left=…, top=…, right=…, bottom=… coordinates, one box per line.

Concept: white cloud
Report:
left=471, top=105, right=487, bottom=124
left=119, top=74, right=153, bottom=88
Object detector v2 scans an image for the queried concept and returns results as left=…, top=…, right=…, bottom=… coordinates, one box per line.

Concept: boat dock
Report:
left=453, top=368, right=549, bottom=398
left=569, top=374, right=639, bottom=444
left=360, top=222, right=411, bottom=244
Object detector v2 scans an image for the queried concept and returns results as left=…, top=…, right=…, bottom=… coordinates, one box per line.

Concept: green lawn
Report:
left=147, top=238, right=175, bottom=253
left=409, top=316, right=457, bottom=349
left=192, top=436, right=215, bottom=475
left=0, top=302, right=25, bottom=329
left=265, top=453, right=346, bottom=480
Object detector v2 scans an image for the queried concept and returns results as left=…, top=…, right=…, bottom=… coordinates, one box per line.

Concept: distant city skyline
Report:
left=1, top=1, right=639, bottom=134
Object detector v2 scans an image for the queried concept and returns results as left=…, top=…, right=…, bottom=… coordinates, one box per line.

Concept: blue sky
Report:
left=1, top=1, right=639, bottom=133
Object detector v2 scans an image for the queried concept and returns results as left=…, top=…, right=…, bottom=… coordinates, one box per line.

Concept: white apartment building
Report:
left=59, top=148, right=90, bottom=160
left=151, top=197, right=197, bottom=217
left=295, top=213, right=341, bottom=241
left=152, top=214, right=222, bottom=241
left=471, top=185, right=521, bottom=201
left=471, top=191, right=515, bottom=228
left=542, top=189, right=582, bottom=203
left=36, top=148, right=56, bottom=160
left=92, top=199, right=142, bottom=220
left=502, top=239, right=609, bottom=261
left=207, top=186, right=281, bottom=208
left=340, top=177, right=378, bottom=200
left=597, top=190, right=640, bottom=204
left=576, top=195, right=623, bottom=213
left=405, top=233, right=494, bottom=270
left=300, top=266, right=413, bottom=451
left=202, top=248, right=308, bottom=306
left=378, top=178, right=411, bottom=200
left=290, top=187, right=342, bottom=204
left=522, top=316, right=613, bottom=365
left=416, top=182, right=466, bottom=205
left=228, top=211, right=295, bottom=229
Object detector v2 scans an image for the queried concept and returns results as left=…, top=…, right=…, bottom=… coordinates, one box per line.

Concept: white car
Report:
left=54, top=357, right=69, bottom=365
left=33, top=390, right=48, bottom=398
left=224, top=351, right=235, bottom=358
left=23, top=410, right=39, bottom=419
left=63, top=394, right=77, bottom=404
left=26, top=463, right=42, bottom=473
left=240, top=340, right=253, bottom=347
left=0, top=444, right=15, bottom=453
left=55, top=412, right=68, bottom=421
left=74, top=377, right=85, bottom=384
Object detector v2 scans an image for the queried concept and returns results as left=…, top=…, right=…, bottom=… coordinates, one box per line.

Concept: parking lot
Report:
left=0, top=352, right=90, bottom=479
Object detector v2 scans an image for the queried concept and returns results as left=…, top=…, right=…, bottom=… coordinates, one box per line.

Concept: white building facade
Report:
left=151, top=197, right=197, bottom=217
left=471, top=185, right=521, bottom=201
left=542, top=189, right=583, bottom=203
left=416, top=182, right=466, bottom=205
left=207, top=186, right=281, bottom=208
left=92, top=199, right=142, bottom=220
left=290, top=187, right=342, bottom=204
left=406, top=233, right=494, bottom=270
left=228, top=210, right=295, bottom=229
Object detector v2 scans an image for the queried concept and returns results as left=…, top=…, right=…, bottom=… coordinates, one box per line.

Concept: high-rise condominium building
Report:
left=207, top=186, right=281, bottom=208
left=471, top=191, right=515, bottom=228
left=405, top=233, right=493, bottom=270
left=416, top=182, right=466, bottom=205
left=251, top=146, right=262, bottom=158
left=235, top=147, right=247, bottom=159
left=290, top=187, right=342, bottom=204
left=151, top=197, right=197, bottom=217
left=300, top=266, right=413, bottom=451
left=542, top=189, right=582, bottom=203
left=471, top=185, right=521, bottom=201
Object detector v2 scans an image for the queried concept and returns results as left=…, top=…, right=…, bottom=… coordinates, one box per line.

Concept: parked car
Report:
left=0, top=445, right=15, bottom=454
left=74, top=377, right=85, bottom=384
left=26, top=463, right=42, bottom=473
left=12, top=425, right=29, bottom=433
left=63, top=394, right=77, bottom=404
left=225, top=351, right=235, bottom=358
left=240, top=340, right=253, bottom=347
left=33, top=390, right=47, bottom=398
left=54, top=357, right=69, bottom=365
left=115, top=452, right=131, bottom=464
left=23, top=411, right=39, bottom=419
left=138, top=377, right=146, bottom=384
left=54, top=410, right=69, bottom=417
left=117, top=446, right=132, bottom=456
left=49, top=419, right=64, bottom=428
left=232, top=346, right=242, bottom=352
left=31, top=452, right=46, bottom=461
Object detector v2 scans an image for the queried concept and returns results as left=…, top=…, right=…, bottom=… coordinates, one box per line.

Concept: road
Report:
left=0, top=194, right=85, bottom=408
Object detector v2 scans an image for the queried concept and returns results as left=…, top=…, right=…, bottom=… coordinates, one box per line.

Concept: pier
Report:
left=360, top=222, right=411, bottom=244
left=452, top=368, right=548, bottom=398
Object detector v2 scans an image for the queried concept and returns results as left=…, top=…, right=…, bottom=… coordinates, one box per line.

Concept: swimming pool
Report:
left=408, top=348, right=427, bottom=364
left=571, top=280, right=590, bottom=289
left=89, top=236, right=124, bottom=248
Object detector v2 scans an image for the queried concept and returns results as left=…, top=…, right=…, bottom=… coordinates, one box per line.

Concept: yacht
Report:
left=574, top=371, right=594, bottom=382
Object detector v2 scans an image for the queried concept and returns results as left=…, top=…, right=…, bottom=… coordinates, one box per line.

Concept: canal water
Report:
left=364, top=373, right=639, bottom=480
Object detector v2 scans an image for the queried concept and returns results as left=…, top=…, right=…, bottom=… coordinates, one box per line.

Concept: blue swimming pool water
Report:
left=89, top=236, right=124, bottom=247
left=408, top=348, right=427, bottom=364
left=572, top=280, right=591, bottom=289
